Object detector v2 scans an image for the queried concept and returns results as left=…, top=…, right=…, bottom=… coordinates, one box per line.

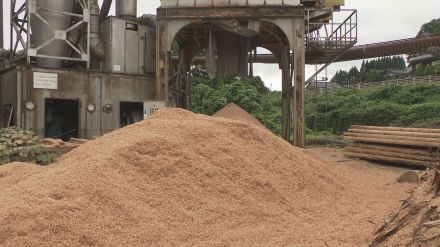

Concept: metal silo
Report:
left=30, top=0, right=75, bottom=68
left=116, top=0, right=137, bottom=19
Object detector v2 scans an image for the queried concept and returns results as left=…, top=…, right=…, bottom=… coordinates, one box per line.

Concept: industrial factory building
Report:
left=2, top=0, right=354, bottom=145
left=0, top=0, right=156, bottom=140
left=3, top=0, right=437, bottom=146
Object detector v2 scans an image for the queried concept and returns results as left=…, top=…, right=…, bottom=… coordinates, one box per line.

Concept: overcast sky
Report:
left=2, top=0, right=439, bottom=90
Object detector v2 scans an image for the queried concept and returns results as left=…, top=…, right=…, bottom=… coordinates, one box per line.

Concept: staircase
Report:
left=304, top=9, right=357, bottom=87
left=305, top=9, right=358, bottom=65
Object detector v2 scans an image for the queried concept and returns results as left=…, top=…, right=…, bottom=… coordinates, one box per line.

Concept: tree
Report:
left=417, top=18, right=440, bottom=38
left=331, top=56, right=406, bottom=84
left=409, top=18, right=440, bottom=59
left=331, top=70, right=349, bottom=85
left=365, top=69, right=384, bottom=82
left=347, top=67, right=360, bottom=84
left=188, top=67, right=282, bottom=135
left=435, top=62, right=440, bottom=75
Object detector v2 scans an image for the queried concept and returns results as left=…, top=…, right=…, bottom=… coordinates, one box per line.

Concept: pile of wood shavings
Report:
left=0, top=108, right=410, bottom=246
left=213, top=103, right=266, bottom=129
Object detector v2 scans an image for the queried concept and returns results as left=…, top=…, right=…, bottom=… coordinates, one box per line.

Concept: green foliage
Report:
left=409, top=18, right=440, bottom=59
left=331, top=56, right=406, bottom=85
left=417, top=18, right=440, bottom=38
left=436, top=62, right=440, bottom=75
left=0, top=127, right=55, bottom=165
left=307, top=83, right=440, bottom=135
left=415, top=64, right=440, bottom=76
left=189, top=67, right=281, bottom=135
left=189, top=66, right=440, bottom=140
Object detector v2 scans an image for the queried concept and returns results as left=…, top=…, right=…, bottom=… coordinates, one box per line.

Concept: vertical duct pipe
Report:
left=100, top=0, right=113, bottom=19
left=116, top=0, right=137, bottom=19
left=90, top=0, right=105, bottom=58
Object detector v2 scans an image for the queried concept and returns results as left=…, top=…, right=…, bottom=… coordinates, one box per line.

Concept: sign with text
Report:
left=33, top=72, right=58, bottom=90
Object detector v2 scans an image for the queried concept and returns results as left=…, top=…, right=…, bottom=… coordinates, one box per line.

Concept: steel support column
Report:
left=293, top=18, right=305, bottom=147
left=280, top=47, right=290, bottom=140
left=156, top=19, right=168, bottom=101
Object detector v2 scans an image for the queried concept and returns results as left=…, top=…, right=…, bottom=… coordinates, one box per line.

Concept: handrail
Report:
left=343, top=75, right=440, bottom=89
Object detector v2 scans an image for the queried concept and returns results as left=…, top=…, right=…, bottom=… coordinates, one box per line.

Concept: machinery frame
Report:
left=10, top=0, right=91, bottom=67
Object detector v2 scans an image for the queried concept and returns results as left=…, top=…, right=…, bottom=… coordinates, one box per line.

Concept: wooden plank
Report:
left=344, top=136, right=440, bottom=148
left=347, top=129, right=440, bottom=139
left=344, top=151, right=429, bottom=168
left=344, top=132, right=440, bottom=144
left=350, top=125, right=440, bottom=134
left=345, top=146, right=437, bottom=162
left=348, top=143, right=437, bottom=157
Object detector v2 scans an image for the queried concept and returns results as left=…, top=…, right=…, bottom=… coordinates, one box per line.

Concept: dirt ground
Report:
left=305, top=147, right=417, bottom=246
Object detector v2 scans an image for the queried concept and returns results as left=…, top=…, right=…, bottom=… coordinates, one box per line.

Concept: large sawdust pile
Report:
left=370, top=170, right=440, bottom=247
left=0, top=108, right=407, bottom=246
left=213, top=102, right=266, bottom=129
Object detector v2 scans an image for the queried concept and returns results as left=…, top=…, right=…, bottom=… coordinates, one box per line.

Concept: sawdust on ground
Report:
left=0, top=109, right=413, bottom=246
left=369, top=170, right=440, bottom=247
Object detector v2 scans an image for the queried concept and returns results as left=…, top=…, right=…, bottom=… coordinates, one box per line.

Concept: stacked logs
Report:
left=344, top=125, right=440, bottom=168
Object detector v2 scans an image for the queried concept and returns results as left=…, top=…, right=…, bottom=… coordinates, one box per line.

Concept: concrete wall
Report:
left=0, top=69, right=19, bottom=127
left=0, top=66, right=156, bottom=139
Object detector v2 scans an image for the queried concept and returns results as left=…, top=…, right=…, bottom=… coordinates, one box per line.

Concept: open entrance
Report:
left=45, top=99, right=79, bottom=141
left=1, top=104, right=14, bottom=128
left=120, top=102, right=144, bottom=128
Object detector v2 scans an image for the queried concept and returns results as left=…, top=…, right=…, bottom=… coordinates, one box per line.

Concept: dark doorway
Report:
left=45, top=99, right=79, bottom=141
left=120, top=102, right=143, bottom=128
left=1, top=104, right=14, bottom=128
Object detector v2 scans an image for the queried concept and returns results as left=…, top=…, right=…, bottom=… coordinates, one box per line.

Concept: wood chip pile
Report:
left=344, top=125, right=440, bottom=168
left=213, top=103, right=266, bottom=129
left=370, top=169, right=440, bottom=246
left=0, top=109, right=409, bottom=246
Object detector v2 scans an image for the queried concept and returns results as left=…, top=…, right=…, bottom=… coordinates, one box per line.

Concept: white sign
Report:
left=113, top=65, right=121, bottom=72
left=33, top=72, right=58, bottom=90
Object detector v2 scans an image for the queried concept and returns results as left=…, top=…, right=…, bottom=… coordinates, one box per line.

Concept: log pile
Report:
left=344, top=125, right=440, bottom=168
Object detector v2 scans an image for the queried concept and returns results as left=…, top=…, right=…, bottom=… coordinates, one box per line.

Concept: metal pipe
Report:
left=100, top=0, right=113, bottom=19
left=116, top=0, right=137, bottom=19
left=179, top=35, right=440, bottom=64
left=90, top=0, right=105, bottom=58
left=336, top=35, right=440, bottom=62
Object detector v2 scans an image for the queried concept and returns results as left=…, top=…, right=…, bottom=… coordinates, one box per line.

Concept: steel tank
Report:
left=31, top=0, right=75, bottom=68
left=116, top=0, right=137, bottom=19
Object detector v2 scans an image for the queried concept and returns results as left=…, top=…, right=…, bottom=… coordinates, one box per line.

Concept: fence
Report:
left=346, top=75, right=440, bottom=89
